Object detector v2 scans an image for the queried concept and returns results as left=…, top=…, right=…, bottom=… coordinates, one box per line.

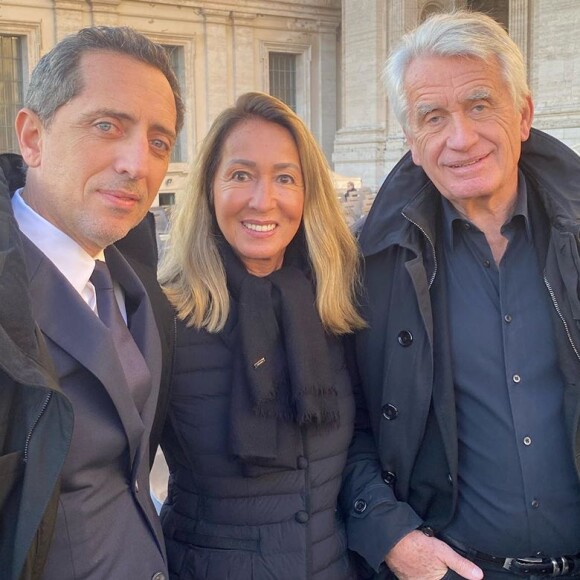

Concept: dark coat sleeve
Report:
left=0, top=157, right=74, bottom=580
left=0, top=159, right=8, bottom=195
left=0, top=153, right=26, bottom=194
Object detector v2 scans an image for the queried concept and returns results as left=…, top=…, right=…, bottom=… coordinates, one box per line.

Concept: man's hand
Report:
left=384, top=530, right=484, bottom=580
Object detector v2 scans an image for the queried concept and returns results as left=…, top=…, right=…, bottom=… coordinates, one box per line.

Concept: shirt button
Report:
left=512, top=374, right=521, bottom=383
left=353, top=499, right=367, bottom=513
left=295, top=510, right=309, bottom=523
left=523, top=436, right=532, bottom=446
left=151, top=573, right=166, bottom=580
left=531, top=499, right=540, bottom=509
left=382, top=403, right=399, bottom=420
left=504, top=314, right=512, bottom=323
left=483, top=259, right=491, bottom=268
left=297, top=456, right=308, bottom=469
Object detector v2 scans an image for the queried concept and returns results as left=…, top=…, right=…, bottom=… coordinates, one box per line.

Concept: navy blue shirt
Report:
left=441, top=177, right=580, bottom=557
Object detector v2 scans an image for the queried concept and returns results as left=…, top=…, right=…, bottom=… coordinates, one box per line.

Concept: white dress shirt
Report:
left=12, top=189, right=126, bottom=319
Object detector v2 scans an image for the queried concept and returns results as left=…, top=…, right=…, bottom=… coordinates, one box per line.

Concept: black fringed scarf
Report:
left=219, top=234, right=339, bottom=475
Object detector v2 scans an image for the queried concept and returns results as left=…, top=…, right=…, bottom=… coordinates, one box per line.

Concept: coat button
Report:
left=447, top=473, right=453, bottom=485
left=353, top=499, right=367, bottom=513
left=134, top=480, right=139, bottom=493
left=397, top=330, right=413, bottom=347
left=151, top=573, right=166, bottom=580
left=297, top=456, right=308, bottom=469
left=295, top=510, right=309, bottom=523
left=382, top=403, right=399, bottom=420
left=382, top=471, right=396, bottom=486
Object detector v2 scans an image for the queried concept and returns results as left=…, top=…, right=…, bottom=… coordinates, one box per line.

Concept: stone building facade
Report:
left=0, top=0, right=341, bottom=204
left=1, top=0, right=580, bottom=200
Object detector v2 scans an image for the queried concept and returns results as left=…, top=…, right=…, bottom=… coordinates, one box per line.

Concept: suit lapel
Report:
left=22, top=235, right=145, bottom=464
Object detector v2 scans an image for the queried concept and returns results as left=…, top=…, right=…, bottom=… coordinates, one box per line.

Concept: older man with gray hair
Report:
left=347, top=10, right=580, bottom=580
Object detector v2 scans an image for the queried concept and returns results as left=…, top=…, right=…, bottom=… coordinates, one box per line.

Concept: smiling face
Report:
left=16, top=51, right=177, bottom=257
left=212, top=117, right=305, bottom=277
left=404, top=54, right=533, bottom=211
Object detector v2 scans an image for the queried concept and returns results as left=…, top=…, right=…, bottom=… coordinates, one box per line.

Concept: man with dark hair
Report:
left=346, top=10, right=580, bottom=580
left=0, top=25, right=179, bottom=580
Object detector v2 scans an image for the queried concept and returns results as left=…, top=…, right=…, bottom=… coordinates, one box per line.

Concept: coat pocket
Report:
left=175, top=530, right=259, bottom=552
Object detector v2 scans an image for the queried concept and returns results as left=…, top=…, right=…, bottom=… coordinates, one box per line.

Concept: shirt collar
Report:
left=441, top=169, right=532, bottom=248
left=12, top=188, right=104, bottom=300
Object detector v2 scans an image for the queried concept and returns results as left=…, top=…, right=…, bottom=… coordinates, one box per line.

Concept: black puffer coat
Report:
left=160, top=315, right=358, bottom=580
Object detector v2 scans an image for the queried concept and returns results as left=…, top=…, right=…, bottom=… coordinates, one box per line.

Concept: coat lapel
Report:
left=21, top=236, right=145, bottom=465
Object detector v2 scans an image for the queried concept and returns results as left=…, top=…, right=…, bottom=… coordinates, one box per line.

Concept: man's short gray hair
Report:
left=383, top=10, right=530, bottom=131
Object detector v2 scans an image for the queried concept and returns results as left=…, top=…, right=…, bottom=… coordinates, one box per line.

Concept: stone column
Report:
left=382, top=0, right=418, bottom=173
left=53, top=0, right=87, bottom=42
left=314, top=19, right=339, bottom=161
left=88, top=0, right=122, bottom=26
left=200, top=8, right=232, bottom=129
left=332, top=0, right=388, bottom=189
left=509, top=0, right=530, bottom=67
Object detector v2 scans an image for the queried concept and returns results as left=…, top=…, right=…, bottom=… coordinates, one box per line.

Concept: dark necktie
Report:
left=90, top=260, right=151, bottom=410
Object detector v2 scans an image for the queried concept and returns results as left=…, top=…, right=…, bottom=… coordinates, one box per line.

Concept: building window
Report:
left=0, top=35, right=24, bottom=153
left=162, top=44, right=185, bottom=163
left=261, top=41, right=310, bottom=125
left=467, top=0, right=509, bottom=30
left=269, top=52, right=297, bottom=112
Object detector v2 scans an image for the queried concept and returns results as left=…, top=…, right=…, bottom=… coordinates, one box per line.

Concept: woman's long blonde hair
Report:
left=159, top=92, right=365, bottom=335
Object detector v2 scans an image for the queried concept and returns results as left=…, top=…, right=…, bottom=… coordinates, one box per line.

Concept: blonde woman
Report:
left=159, top=92, right=367, bottom=580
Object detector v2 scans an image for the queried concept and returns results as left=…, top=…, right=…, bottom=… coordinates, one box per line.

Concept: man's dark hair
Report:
left=25, top=26, right=184, bottom=133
